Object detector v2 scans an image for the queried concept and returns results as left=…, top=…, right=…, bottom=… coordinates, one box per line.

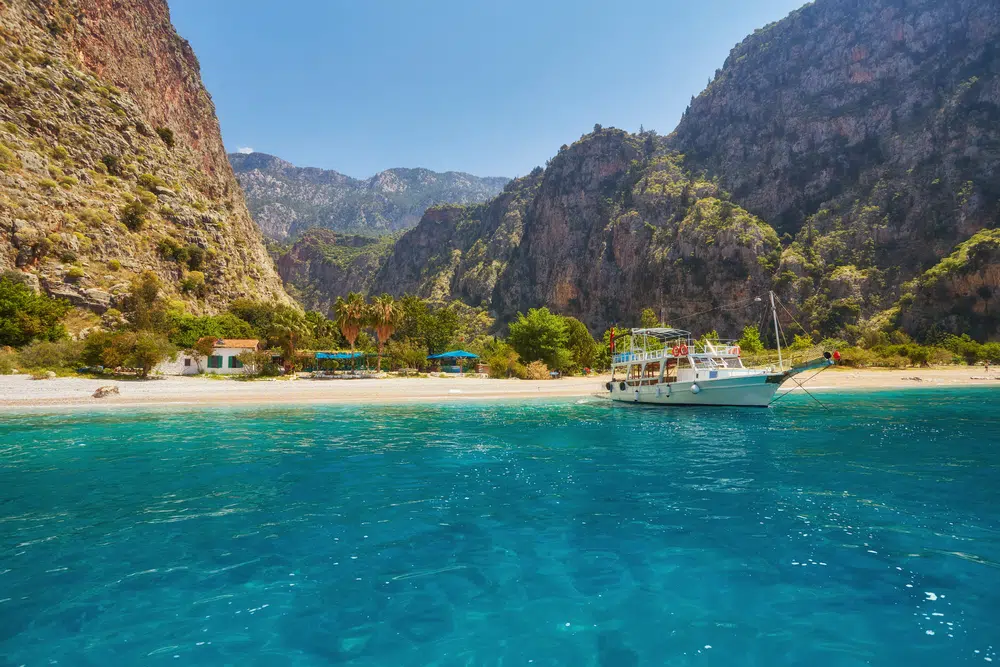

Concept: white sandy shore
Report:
left=0, top=368, right=996, bottom=410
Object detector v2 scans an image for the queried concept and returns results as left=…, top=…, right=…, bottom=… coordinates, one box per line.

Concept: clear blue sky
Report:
left=168, top=0, right=805, bottom=179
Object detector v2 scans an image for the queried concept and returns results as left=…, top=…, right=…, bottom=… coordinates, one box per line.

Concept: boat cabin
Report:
left=611, top=328, right=754, bottom=387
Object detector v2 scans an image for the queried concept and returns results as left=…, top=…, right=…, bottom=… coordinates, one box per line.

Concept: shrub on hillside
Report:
left=121, top=199, right=147, bottom=231
left=180, top=271, right=206, bottom=296
left=100, top=154, right=121, bottom=176
left=155, top=127, right=175, bottom=148
left=137, top=173, right=167, bottom=191
left=0, top=144, right=19, bottom=171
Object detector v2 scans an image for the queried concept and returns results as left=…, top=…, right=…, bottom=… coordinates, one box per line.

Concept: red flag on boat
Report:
left=610, top=327, right=615, bottom=354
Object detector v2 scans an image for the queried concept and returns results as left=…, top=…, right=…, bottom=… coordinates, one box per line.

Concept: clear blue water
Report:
left=1, top=390, right=999, bottom=666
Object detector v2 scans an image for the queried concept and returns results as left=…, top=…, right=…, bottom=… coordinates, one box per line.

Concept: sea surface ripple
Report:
left=1, top=389, right=999, bottom=665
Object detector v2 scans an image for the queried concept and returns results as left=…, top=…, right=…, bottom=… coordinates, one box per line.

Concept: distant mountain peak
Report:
left=228, top=151, right=298, bottom=172
left=229, top=153, right=509, bottom=240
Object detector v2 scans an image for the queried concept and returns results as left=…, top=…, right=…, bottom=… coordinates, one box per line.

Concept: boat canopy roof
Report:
left=630, top=327, right=691, bottom=340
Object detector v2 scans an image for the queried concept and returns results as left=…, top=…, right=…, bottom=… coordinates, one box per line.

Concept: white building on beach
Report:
left=158, top=339, right=260, bottom=376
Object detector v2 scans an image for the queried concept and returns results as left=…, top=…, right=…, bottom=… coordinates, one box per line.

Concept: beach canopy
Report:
left=427, top=350, right=479, bottom=360
left=315, top=351, right=370, bottom=360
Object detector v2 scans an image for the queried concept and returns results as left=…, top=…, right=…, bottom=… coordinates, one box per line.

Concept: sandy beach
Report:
left=0, top=367, right=996, bottom=410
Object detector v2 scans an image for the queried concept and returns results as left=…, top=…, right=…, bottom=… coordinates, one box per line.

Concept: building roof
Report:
left=214, top=339, right=259, bottom=349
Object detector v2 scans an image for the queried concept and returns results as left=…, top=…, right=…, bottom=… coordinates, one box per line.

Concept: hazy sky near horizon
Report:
left=168, top=0, right=805, bottom=179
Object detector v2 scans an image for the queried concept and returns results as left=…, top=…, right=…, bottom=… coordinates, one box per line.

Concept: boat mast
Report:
left=769, top=290, right=783, bottom=370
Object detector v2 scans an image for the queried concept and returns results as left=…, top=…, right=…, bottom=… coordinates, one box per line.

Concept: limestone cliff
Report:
left=370, top=171, right=541, bottom=307
left=375, top=129, right=780, bottom=337
left=670, top=0, right=1000, bottom=338
left=274, top=228, right=394, bottom=313
left=0, top=0, right=290, bottom=313
left=897, top=228, right=1000, bottom=341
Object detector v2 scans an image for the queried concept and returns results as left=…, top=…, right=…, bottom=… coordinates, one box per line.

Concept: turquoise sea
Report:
left=1, top=389, right=999, bottom=666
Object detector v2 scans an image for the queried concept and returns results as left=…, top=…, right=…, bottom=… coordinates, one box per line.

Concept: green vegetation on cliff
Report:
left=0, top=0, right=289, bottom=316
left=671, top=0, right=1000, bottom=341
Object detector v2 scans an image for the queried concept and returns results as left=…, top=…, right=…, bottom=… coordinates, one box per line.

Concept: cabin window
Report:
left=228, top=356, right=243, bottom=369
left=184, top=358, right=191, bottom=367
left=207, top=355, right=223, bottom=369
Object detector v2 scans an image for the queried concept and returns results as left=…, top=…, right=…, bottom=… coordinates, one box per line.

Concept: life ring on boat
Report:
left=731, top=345, right=741, bottom=356
left=619, top=381, right=627, bottom=391
left=679, top=344, right=689, bottom=356
left=671, top=345, right=680, bottom=357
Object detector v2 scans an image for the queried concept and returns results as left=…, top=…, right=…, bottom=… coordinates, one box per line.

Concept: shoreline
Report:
left=0, top=368, right=996, bottom=411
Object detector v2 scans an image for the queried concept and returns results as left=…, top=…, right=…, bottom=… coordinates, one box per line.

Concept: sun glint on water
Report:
left=1, top=390, right=999, bottom=665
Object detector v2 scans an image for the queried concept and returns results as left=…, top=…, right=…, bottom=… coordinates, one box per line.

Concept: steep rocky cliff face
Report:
left=274, top=228, right=394, bottom=313
left=670, top=0, right=1000, bottom=338
left=0, top=0, right=289, bottom=313
left=232, top=0, right=1000, bottom=340
left=897, top=228, right=1000, bottom=341
left=372, top=129, right=780, bottom=337
left=370, top=171, right=541, bottom=307
left=230, top=151, right=509, bottom=241
left=496, top=135, right=780, bottom=334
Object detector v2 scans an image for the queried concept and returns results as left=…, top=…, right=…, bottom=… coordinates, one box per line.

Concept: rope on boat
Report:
left=775, top=295, right=813, bottom=341
left=768, top=294, right=832, bottom=411
left=655, top=292, right=835, bottom=411
left=666, top=296, right=762, bottom=326
left=769, top=366, right=831, bottom=411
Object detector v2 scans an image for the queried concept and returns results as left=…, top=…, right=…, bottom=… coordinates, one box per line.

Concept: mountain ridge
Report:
left=229, top=151, right=508, bottom=240
left=272, top=0, right=1000, bottom=341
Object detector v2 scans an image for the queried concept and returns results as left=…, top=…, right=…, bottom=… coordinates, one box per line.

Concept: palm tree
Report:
left=369, top=294, right=402, bottom=371
left=269, top=308, right=310, bottom=370
left=335, top=292, right=368, bottom=369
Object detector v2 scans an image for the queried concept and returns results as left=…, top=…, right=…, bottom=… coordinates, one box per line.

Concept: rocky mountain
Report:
left=229, top=151, right=509, bottom=241
left=0, top=0, right=290, bottom=314
left=670, top=0, right=1000, bottom=339
left=297, top=0, right=1000, bottom=342
left=287, top=128, right=782, bottom=337
left=387, top=130, right=784, bottom=337
left=273, top=228, right=395, bottom=313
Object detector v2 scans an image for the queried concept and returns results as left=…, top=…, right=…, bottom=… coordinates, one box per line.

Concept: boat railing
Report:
left=613, top=339, right=744, bottom=365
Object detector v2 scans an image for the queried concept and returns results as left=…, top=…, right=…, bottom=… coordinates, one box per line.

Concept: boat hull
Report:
left=608, top=374, right=781, bottom=407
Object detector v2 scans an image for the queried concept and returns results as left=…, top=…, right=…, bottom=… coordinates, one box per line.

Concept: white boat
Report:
left=607, top=292, right=836, bottom=407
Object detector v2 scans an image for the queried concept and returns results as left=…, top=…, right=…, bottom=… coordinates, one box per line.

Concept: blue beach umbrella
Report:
left=426, top=351, right=479, bottom=360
